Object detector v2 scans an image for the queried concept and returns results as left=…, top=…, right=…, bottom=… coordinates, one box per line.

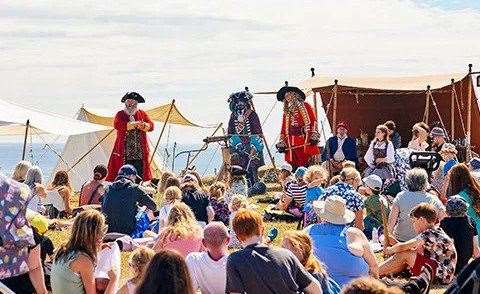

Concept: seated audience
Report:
left=226, top=165, right=249, bottom=200
left=51, top=210, right=117, bottom=294
left=388, top=168, right=445, bottom=242
left=118, top=246, right=155, bottom=294
left=320, top=167, right=365, bottom=230
left=361, top=174, right=390, bottom=239
left=431, top=143, right=458, bottom=196
left=307, top=196, right=378, bottom=287
left=181, top=173, right=213, bottom=226
left=158, top=171, right=175, bottom=194
left=79, top=164, right=107, bottom=206
left=364, top=124, right=395, bottom=181
left=25, top=165, right=46, bottom=213
left=342, top=277, right=404, bottom=294
left=208, top=181, right=230, bottom=225
left=284, top=166, right=308, bottom=217
left=440, top=196, right=476, bottom=274
left=228, top=194, right=248, bottom=249
left=11, top=160, right=32, bottom=183
left=408, top=122, right=429, bottom=151
left=102, top=164, right=157, bottom=235
left=303, top=165, right=328, bottom=226
left=0, top=172, right=48, bottom=294
left=186, top=222, right=230, bottom=294
left=282, top=230, right=341, bottom=294
left=385, top=120, right=402, bottom=149
left=157, top=186, right=182, bottom=229
left=44, top=171, right=74, bottom=218
left=164, top=175, right=180, bottom=190
left=380, top=203, right=457, bottom=285
left=153, top=203, right=204, bottom=257
left=226, top=209, right=321, bottom=294
left=469, top=157, right=480, bottom=183
left=136, top=250, right=195, bottom=294
left=428, top=127, right=447, bottom=153
left=448, top=163, right=480, bottom=238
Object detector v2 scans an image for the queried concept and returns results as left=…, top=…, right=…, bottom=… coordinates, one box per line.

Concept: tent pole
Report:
left=423, top=86, right=430, bottom=124
left=187, top=123, right=223, bottom=169
left=150, top=99, right=175, bottom=166
left=21, top=120, right=30, bottom=160
left=466, top=64, right=473, bottom=161
left=68, top=129, right=115, bottom=172
left=451, top=79, right=455, bottom=140
left=332, top=80, right=338, bottom=128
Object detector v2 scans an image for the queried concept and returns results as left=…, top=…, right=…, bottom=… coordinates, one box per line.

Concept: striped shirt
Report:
left=286, top=181, right=307, bottom=207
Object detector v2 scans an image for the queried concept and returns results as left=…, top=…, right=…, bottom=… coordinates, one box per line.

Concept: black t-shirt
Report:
left=226, top=243, right=314, bottom=294
left=440, top=216, right=475, bottom=273
left=181, top=189, right=210, bottom=223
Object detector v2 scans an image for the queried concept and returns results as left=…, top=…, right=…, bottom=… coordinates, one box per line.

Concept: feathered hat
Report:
left=121, top=92, right=145, bottom=103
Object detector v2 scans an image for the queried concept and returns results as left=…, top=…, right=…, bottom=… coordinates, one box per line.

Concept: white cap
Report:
left=362, top=174, right=383, bottom=191
left=280, top=163, right=293, bottom=173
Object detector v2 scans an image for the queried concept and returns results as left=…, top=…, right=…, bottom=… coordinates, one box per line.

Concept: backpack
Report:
left=445, top=257, right=480, bottom=294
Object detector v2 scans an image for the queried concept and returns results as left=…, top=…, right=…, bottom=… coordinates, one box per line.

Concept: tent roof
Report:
left=0, top=99, right=110, bottom=136
left=81, top=103, right=203, bottom=128
left=301, top=73, right=466, bottom=93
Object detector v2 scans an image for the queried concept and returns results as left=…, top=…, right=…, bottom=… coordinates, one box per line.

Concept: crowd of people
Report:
left=3, top=118, right=480, bottom=294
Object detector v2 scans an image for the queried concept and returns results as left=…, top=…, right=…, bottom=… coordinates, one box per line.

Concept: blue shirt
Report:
left=304, top=186, right=324, bottom=212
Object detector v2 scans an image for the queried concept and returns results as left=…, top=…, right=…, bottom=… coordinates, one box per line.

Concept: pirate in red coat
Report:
left=275, top=86, right=320, bottom=170
left=106, top=92, right=154, bottom=182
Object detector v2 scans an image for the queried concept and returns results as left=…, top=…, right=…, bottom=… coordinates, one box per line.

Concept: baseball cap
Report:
left=362, top=174, right=383, bottom=191
left=295, top=166, right=307, bottom=179
left=117, top=164, right=138, bottom=178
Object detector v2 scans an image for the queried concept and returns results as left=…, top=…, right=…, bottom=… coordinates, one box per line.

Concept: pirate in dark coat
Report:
left=227, top=91, right=265, bottom=187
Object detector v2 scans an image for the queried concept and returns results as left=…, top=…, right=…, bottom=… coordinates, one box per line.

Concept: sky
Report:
left=0, top=0, right=479, bottom=147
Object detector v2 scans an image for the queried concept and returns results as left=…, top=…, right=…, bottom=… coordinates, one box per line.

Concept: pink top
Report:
left=154, top=233, right=204, bottom=258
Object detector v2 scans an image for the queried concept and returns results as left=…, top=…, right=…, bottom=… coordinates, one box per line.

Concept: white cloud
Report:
left=0, top=0, right=479, bottom=146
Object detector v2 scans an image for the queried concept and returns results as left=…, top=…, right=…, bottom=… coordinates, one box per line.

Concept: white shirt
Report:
left=157, top=203, right=174, bottom=228
left=364, top=140, right=395, bottom=168
left=185, top=252, right=228, bottom=294
left=333, top=135, right=347, bottom=161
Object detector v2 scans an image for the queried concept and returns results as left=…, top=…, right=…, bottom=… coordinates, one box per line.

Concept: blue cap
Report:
left=117, top=164, right=138, bottom=178
left=470, top=158, right=480, bottom=170
left=295, top=166, right=307, bottom=179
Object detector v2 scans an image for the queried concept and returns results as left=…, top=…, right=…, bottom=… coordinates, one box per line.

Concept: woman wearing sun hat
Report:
left=305, top=195, right=378, bottom=287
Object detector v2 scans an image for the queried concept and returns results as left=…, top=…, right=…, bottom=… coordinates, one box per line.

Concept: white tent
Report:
left=53, top=104, right=203, bottom=191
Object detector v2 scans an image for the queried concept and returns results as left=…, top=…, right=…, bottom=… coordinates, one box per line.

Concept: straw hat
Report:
left=312, top=195, right=355, bottom=225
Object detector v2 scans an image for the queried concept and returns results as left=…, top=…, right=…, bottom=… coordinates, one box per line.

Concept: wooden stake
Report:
left=423, top=86, right=431, bottom=124
left=467, top=64, right=473, bottom=161
left=21, top=120, right=30, bottom=160
left=332, top=80, right=338, bottom=128
left=150, top=99, right=175, bottom=166
left=451, top=79, right=455, bottom=140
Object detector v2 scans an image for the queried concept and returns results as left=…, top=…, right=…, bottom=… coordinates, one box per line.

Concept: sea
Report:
left=0, top=142, right=284, bottom=178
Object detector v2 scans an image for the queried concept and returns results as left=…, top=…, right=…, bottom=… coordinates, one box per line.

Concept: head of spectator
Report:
left=282, top=230, right=327, bottom=278
left=116, top=164, right=139, bottom=183
left=209, top=181, right=227, bottom=201
left=229, top=194, right=248, bottom=213
left=128, top=246, right=155, bottom=284
left=339, top=167, right=362, bottom=190
left=449, top=163, right=480, bottom=214
left=314, top=195, right=355, bottom=225
left=50, top=170, right=71, bottom=189
left=189, top=170, right=205, bottom=191
left=181, top=173, right=201, bottom=191
left=469, top=157, right=480, bottom=171
left=384, top=120, right=397, bottom=137
left=445, top=195, right=468, bottom=218
left=278, top=163, right=293, bottom=182
left=329, top=175, right=341, bottom=186
left=12, top=160, right=32, bottom=183
left=92, top=164, right=107, bottom=181
left=165, top=176, right=180, bottom=190
left=405, top=168, right=429, bottom=192
left=430, top=127, right=447, bottom=146
left=24, top=165, right=43, bottom=191
left=304, top=165, right=328, bottom=187
left=203, top=222, right=230, bottom=257
left=362, top=174, right=382, bottom=196
left=295, top=166, right=307, bottom=183
left=439, top=143, right=457, bottom=162
left=341, top=277, right=403, bottom=294
left=232, top=209, right=264, bottom=244
left=374, top=124, right=389, bottom=142
left=136, top=250, right=195, bottom=294
left=337, top=121, right=349, bottom=138
left=164, top=186, right=182, bottom=205
left=159, top=171, right=175, bottom=193
left=410, top=203, right=438, bottom=234
left=342, top=160, right=356, bottom=169
left=412, top=122, right=430, bottom=141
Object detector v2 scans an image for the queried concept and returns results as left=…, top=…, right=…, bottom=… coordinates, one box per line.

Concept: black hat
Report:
left=230, top=165, right=247, bottom=176
left=121, top=92, right=145, bottom=103
left=276, top=86, right=306, bottom=102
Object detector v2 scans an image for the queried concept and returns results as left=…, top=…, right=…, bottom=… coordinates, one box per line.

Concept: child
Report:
left=440, top=195, right=476, bottom=274
left=303, top=165, right=328, bottom=226
left=379, top=203, right=457, bottom=285
left=284, top=167, right=308, bottom=218
left=208, top=181, right=230, bottom=225
left=228, top=194, right=248, bottom=249
left=157, top=186, right=182, bottom=230
left=117, top=246, right=155, bottom=294
left=225, top=165, right=248, bottom=203
left=361, top=174, right=390, bottom=239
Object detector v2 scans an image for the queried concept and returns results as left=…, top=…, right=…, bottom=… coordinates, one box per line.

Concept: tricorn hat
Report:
left=121, top=92, right=145, bottom=103
left=276, top=86, right=306, bottom=102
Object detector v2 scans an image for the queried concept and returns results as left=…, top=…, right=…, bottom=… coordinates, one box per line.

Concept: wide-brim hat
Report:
left=276, top=86, right=306, bottom=102
left=121, top=92, right=145, bottom=103
left=312, top=195, right=355, bottom=225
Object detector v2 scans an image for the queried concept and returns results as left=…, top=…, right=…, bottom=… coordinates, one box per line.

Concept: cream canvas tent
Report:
left=53, top=103, right=203, bottom=190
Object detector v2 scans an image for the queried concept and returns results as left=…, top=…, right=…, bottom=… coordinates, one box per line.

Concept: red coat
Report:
left=280, top=102, right=320, bottom=167
left=106, top=109, right=154, bottom=181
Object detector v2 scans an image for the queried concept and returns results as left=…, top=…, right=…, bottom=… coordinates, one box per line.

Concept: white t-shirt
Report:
left=157, top=203, right=174, bottom=228
left=185, top=251, right=228, bottom=294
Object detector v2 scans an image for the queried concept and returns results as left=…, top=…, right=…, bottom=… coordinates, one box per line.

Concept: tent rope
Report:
left=429, top=92, right=450, bottom=142
left=261, top=101, right=278, bottom=127
left=203, top=143, right=220, bottom=176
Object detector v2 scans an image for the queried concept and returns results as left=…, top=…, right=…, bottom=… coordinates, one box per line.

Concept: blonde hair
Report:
left=130, top=246, right=155, bottom=279
left=159, top=171, right=175, bottom=193
left=161, top=203, right=202, bottom=240
left=283, top=230, right=327, bottom=276
left=229, top=194, right=248, bottom=212
left=55, top=210, right=106, bottom=263
left=340, top=167, right=361, bottom=183
left=209, top=181, right=227, bottom=200
left=342, top=161, right=356, bottom=169
left=164, top=186, right=182, bottom=204
left=12, top=160, right=32, bottom=182
left=303, top=165, right=328, bottom=185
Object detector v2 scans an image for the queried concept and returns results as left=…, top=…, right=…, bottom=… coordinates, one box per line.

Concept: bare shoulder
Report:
left=70, top=253, right=94, bottom=273
left=346, top=227, right=368, bottom=241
